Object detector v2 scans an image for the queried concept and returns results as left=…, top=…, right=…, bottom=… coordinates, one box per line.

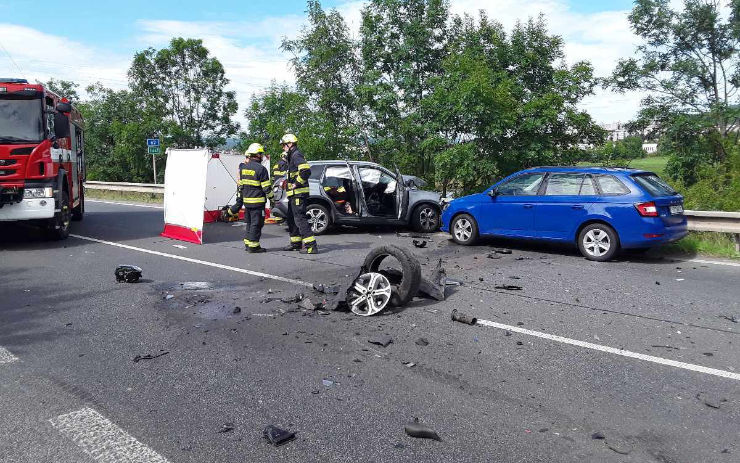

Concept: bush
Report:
left=677, top=149, right=740, bottom=211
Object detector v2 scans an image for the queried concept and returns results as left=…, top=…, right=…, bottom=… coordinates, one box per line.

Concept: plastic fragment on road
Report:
left=132, top=351, right=169, bottom=363
left=451, top=309, right=477, bottom=325
left=217, top=423, right=234, bottom=433
left=115, top=265, right=142, bottom=283
left=368, top=336, right=393, bottom=347
left=404, top=418, right=441, bottom=441
left=494, top=284, right=522, bottom=291
left=412, top=239, right=428, bottom=248
left=263, top=425, right=296, bottom=446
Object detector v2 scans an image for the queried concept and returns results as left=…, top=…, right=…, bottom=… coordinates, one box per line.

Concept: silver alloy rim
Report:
left=583, top=229, right=611, bottom=257
left=307, top=208, right=328, bottom=233
left=348, top=272, right=392, bottom=316
left=453, top=218, right=473, bottom=242
left=419, top=207, right=437, bottom=230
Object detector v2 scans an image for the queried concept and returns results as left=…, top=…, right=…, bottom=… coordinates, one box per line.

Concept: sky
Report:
left=1, top=0, right=643, bottom=126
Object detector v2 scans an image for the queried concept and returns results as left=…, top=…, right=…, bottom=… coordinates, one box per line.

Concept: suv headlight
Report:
left=23, top=187, right=53, bottom=199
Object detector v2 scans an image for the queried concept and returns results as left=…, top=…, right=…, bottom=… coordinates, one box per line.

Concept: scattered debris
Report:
left=493, top=248, right=512, bottom=254
left=445, top=278, right=462, bottom=286
left=516, top=341, right=523, bottom=346
left=605, top=438, right=633, bottom=455
left=417, top=259, right=447, bottom=301
left=397, top=232, right=432, bottom=240
left=369, top=336, right=393, bottom=347
left=299, top=298, right=320, bottom=311
left=403, top=362, right=416, bottom=368
left=163, top=294, right=174, bottom=300
left=451, top=309, right=477, bottom=325
left=217, top=423, right=235, bottom=433
left=280, top=293, right=304, bottom=304
left=415, top=337, right=429, bottom=346
left=322, top=379, right=334, bottom=387
left=263, top=425, right=295, bottom=446
left=719, top=315, right=738, bottom=323
left=412, top=239, right=428, bottom=248
left=232, top=307, right=241, bottom=314
left=133, top=351, right=169, bottom=363
left=404, top=418, right=441, bottom=441
left=651, top=345, right=679, bottom=350
left=494, top=284, right=522, bottom=291
left=696, top=392, right=724, bottom=409
left=591, top=432, right=605, bottom=440
left=486, top=252, right=501, bottom=259
left=115, top=265, right=142, bottom=283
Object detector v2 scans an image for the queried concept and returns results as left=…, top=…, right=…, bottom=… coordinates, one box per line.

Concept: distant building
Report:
left=642, top=143, right=658, bottom=154
left=600, top=122, right=630, bottom=142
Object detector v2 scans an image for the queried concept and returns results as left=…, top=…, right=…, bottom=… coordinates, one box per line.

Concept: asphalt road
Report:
left=1, top=199, right=739, bottom=463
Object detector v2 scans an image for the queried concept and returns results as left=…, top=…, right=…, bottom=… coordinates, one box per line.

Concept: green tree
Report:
left=358, top=0, right=450, bottom=177
left=282, top=0, right=362, bottom=159
left=424, top=14, right=604, bottom=195
left=128, top=38, right=239, bottom=148
left=79, top=84, right=165, bottom=182
left=610, top=0, right=740, bottom=184
left=592, top=136, right=646, bottom=166
left=39, top=78, right=80, bottom=102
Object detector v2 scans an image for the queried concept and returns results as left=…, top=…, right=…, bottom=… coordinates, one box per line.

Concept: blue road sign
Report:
left=147, top=138, right=160, bottom=146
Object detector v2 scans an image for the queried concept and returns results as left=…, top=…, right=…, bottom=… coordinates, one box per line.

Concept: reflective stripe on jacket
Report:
left=286, top=147, right=311, bottom=197
left=239, top=159, right=271, bottom=207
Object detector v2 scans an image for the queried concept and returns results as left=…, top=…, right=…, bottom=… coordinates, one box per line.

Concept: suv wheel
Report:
left=451, top=214, right=478, bottom=245
left=306, top=204, right=332, bottom=235
left=578, top=223, right=619, bottom=261
left=411, top=204, right=439, bottom=233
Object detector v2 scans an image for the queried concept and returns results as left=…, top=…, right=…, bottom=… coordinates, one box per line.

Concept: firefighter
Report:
left=273, top=150, right=288, bottom=178
left=227, top=143, right=273, bottom=253
left=280, top=133, right=318, bottom=254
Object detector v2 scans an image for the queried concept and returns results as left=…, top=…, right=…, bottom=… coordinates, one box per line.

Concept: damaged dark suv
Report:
left=271, top=160, right=442, bottom=235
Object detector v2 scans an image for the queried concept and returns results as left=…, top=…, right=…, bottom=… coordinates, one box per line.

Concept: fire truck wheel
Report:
left=47, top=190, right=71, bottom=240
left=72, top=191, right=84, bottom=221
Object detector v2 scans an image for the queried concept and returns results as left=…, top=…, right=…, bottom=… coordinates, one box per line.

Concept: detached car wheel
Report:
left=306, top=204, right=332, bottom=235
left=411, top=204, right=439, bottom=233
left=451, top=214, right=479, bottom=245
left=578, top=223, right=619, bottom=261
left=362, top=245, right=421, bottom=307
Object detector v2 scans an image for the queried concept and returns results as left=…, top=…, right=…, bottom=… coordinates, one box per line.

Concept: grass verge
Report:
left=577, top=156, right=669, bottom=176
left=662, top=232, right=740, bottom=259
left=85, top=188, right=163, bottom=204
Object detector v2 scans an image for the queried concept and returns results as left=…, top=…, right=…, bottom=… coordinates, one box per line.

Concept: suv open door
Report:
left=395, top=165, right=409, bottom=221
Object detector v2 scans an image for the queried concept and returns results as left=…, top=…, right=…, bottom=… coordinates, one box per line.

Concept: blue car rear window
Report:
left=631, top=173, right=677, bottom=197
left=595, top=175, right=630, bottom=195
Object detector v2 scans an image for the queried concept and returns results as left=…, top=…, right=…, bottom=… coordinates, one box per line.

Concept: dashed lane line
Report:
left=49, top=408, right=170, bottom=463
left=0, top=346, right=19, bottom=364
left=476, top=318, right=740, bottom=382
left=70, top=234, right=314, bottom=288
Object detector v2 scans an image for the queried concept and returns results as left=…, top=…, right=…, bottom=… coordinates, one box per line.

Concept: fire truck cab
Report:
left=0, top=78, right=85, bottom=240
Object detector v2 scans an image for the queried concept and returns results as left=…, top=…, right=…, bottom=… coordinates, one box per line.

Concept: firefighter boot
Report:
left=247, top=245, right=267, bottom=253
left=299, top=243, right=319, bottom=255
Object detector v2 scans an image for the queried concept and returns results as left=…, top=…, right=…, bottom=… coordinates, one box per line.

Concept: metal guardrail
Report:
left=684, top=210, right=740, bottom=252
left=83, top=182, right=740, bottom=252
left=85, top=181, right=164, bottom=194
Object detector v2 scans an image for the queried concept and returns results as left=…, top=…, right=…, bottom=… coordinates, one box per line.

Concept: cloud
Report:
left=1, top=0, right=647, bottom=127
left=0, top=23, right=130, bottom=91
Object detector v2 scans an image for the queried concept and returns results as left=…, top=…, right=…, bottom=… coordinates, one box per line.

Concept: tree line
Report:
left=45, top=0, right=739, bottom=208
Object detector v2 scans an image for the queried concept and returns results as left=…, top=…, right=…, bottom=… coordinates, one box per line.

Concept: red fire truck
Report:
left=0, top=78, right=85, bottom=239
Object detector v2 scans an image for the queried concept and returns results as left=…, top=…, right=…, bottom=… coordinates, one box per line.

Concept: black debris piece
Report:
left=591, top=432, right=605, bottom=440
left=495, top=284, right=522, bottom=291
left=493, top=248, right=512, bottom=254
left=451, top=309, right=477, bottom=325
left=313, top=283, right=339, bottom=294
left=260, top=297, right=280, bottom=303
left=703, top=352, right=714, bottom=357
left=404, top=418, right=441, bottom=441
left=369, top=336, right=393, bottom=348
left=486, top=253, right=501, bottom=259
left=115, top=265, right=142, bottom=283
left=605, top=438, right=633, bottom=455
left=299, top=298, right=318, bottom=311
left=218, top=423, right=235, bottom=433
left=479, top=277, right=484, bottom=282
left=280, top=293, right=304, bottom=304
left=719, top=315, right=738, bottom=323
left=516, top=341, right=523, bottom=346
left=326, top=267, right=365, bottom=312
left=696, top=392, right=724, bottom=409
left=655, top=281, right=661, bottom=285
left=397, top=232, right=432, bottom=240
left=651, top=345, right=679, bottom=350
left=417, top=259, right=447, bottom=301
left=232, top=307, right=241, bottom=314
left=445, top=278, right=462, bottom=286
left=133, top=351, right=169, bottom=363
left=415, top=337, right=429, bottom=346
left=412, top=239, right=428, bottom=248
left=263, top=425, right=296, bottom=446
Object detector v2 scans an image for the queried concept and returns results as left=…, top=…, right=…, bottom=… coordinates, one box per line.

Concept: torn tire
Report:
left=362, top=245, right=421, bottom=307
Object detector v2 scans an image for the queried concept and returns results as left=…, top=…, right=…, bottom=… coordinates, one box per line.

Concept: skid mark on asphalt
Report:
left=70, top=234, right=314, bottom=288
left=49, top=408, right=170, bottom=463
left=477, top=319, right=740, bottom=382
left=0, top=346, right=19, bottom=364
left=87, top=199, right=163, bottom=209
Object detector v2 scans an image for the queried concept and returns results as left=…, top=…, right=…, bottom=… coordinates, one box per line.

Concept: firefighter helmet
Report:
left=245, top=143, right=265, bottom=156
left=280, top=133, right=298, bottom=145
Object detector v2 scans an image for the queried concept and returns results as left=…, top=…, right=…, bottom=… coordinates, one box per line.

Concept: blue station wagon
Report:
left=440, top=167, right=688, bottom=261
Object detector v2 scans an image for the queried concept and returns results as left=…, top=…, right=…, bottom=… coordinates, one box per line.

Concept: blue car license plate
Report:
left=670, top=205, right=683, bottom=215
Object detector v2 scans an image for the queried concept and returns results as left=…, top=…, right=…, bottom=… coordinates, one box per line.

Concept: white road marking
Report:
left=477, top=319, right=740, bottom=382
left=689, top=258, right=740, bottom=268
left=49, top=408, right=169, bottom=463
left=70, top=234, right=313, bottom=288
left=87, top=199, right=163, bottom=209
left=0, top=346, right=19, bottom=364
left=172, top=244, right=187, bottom=249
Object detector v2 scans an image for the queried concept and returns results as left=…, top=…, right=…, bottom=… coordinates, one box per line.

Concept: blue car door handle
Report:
left=523, top=204, right=534, bottom=209
left=571, top=205, right=584, bottom=209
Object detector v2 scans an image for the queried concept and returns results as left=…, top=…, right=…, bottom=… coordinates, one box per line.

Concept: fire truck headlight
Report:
left=23, top=187, right=54, bottom=199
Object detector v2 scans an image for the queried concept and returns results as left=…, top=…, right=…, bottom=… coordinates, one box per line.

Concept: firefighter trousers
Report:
left=287, top=196, right=315, bottom=248
left=243, top=207, right=265, bottom=249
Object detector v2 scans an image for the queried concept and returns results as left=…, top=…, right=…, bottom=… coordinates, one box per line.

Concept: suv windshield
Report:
left=632, top=173, right=677, bottom=197
left=0, top=96, right=44, bottom=143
